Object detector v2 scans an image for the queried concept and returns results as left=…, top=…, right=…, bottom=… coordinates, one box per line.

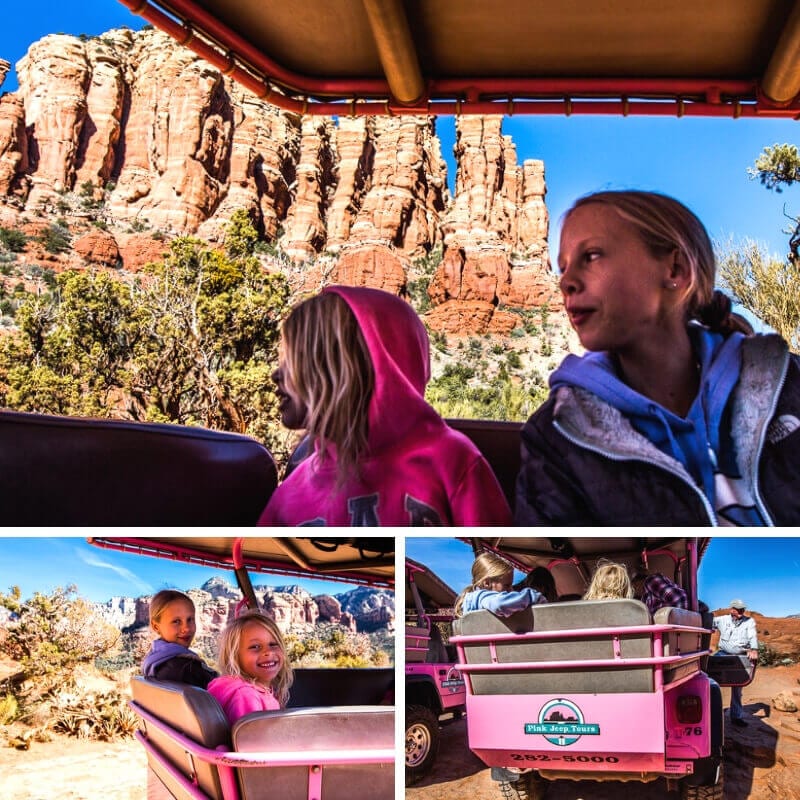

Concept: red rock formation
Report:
left=282, top=116, right=334, bottom=259
left=316, top=594, right=344, bottom=622
left=74, top=33, right=127, bottom=192
left=16, top=35, right=90, bottom=204
left=73, top=229, right=120, bottom=267
left=0, top=95, right=29, bottom=197
left=326, top=116, right=373, bottom=250
left=107, top=31, right=232, bottom=232
left=424, top=299, right=520, bottom=335
left=433, top=116, right=552, bottom=330
left=196, top=83, right=300, bottom=244
left=347, top=116, right=447, bottom=255
left=0, top=28, right=559, bottom=332
left=334, top=244, right=407, bottom=294
left=115, top=232, right=169, bottom=272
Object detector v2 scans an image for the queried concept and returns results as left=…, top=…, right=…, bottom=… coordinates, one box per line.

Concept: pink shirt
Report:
left=207, top=675, right=280, bottom=725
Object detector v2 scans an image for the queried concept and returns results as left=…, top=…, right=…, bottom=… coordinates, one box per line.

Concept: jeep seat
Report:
left=652, top=605, right=704, bottom=685
left=233, top=706, right=394, bottom=800
left=0, top=409, right=277, bottom=525
left=453, top=599, right=655, bottom=694
left=287, top=667, right=394, bottom=707
left=130, top=676, right=230, bottom=800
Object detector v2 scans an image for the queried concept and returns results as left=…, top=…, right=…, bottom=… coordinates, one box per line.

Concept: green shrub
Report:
left=39, top=224, right=71, bottom=254
left=0, top=227, right=28, bottom=253
left=757, top=643, right=790, bottom=667
left=506, top=351, right=522, bottom=369
left=0, top=693, right=18, bottom=724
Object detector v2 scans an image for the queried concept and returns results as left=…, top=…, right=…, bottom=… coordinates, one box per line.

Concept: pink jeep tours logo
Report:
left=524, top=699, right=601, bottom=746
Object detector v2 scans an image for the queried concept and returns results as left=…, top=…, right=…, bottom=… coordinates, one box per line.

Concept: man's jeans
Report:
left=730, top=684, right=744, bottom=720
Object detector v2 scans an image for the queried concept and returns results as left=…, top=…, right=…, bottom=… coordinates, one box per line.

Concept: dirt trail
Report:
left=0, top=738, right=146, bottom=800
left=406, top=665, right=800, bottom=800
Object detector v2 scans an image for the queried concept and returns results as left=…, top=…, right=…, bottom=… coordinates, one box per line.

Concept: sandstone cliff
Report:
left=0, top=28, right=560, bottom=333
left=99, top=576, right=395, bottom=638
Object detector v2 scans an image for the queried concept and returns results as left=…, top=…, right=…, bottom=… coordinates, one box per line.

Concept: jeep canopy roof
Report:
left=119, top=0, right=800, bottom=118
left=406, top=557, right=457, bottom=611
left=88, top=536, right=395, bottom=587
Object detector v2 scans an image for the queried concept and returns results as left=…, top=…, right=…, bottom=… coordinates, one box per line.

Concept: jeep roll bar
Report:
left=117, top=0, right=800, bottom=118
left=88, top=536, right=396, bottom=601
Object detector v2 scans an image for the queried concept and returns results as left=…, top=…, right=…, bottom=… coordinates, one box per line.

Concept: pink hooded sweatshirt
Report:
left=207, top=675, right=280, bottom=726
left=259, top=285, right=512, bottom=526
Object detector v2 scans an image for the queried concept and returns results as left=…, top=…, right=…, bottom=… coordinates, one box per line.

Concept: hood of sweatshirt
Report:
left=141, top=639, right=201, bottom=677
left=323, top=285, right=443, bottom=452
left=550, top=324, right=745, bottom=501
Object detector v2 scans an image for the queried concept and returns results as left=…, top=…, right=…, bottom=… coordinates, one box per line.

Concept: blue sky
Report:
left=406, top=536, right=800, bottom=618
left=2, top=2, right=799, bottom=266
left=0, top=537, right=365, bottom=603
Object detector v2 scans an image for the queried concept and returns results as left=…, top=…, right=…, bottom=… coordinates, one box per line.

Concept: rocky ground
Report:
left=406, top=664, right=800, bottom=800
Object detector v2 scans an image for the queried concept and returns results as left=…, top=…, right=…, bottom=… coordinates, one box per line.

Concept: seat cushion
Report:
left=233, top=706, right=394, bottom=800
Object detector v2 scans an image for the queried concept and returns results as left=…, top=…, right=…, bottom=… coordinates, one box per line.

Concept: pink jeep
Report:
left=405, top=557, right=467, bottom=784
left=450, top=536, right=746, bottom=800
left=90, top=536, right=395, bottom=800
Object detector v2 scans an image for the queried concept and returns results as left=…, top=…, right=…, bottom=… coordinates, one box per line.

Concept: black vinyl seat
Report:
left=0, top=409, right=277, bottom=525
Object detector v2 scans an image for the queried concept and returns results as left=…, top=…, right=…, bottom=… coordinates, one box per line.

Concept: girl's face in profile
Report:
left=272, top=364, right=308, bottom=430
left=152, top=598, right=196, bottom=648
left=238, top=621, right=285, bottom=685
left=558, top=203, right=680, bottom=355
left=486, top=571, right=513, bottom=593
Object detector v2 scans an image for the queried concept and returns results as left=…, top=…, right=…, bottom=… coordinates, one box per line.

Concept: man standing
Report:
left=713, top=599, right=759, bottom=727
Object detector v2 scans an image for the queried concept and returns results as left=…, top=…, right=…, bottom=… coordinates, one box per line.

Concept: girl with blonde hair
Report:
left=259, top=285, right=511, bottom=526
left=141, top=589, right=217, bottom=688
left=583, top=560, right=633, bottom=601
left=207, top=611, right=293, bottom=725
left=516, top=190, right=800, bottom=526
left=455, top=551, right=546, bottom=617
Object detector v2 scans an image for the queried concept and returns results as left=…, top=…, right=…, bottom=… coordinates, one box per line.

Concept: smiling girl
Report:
left=142, top=590, right=218, bottom=689
left=515, top=189, right=800, bottom=526
left=208, top=612, right=293, bottom=725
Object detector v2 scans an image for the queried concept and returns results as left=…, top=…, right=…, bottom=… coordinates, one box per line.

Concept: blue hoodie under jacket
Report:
left=549, top=325, right=745, bottom=509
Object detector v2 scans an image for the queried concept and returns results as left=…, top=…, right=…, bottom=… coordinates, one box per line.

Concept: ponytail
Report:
left=695, top=290, right=753, bottom=336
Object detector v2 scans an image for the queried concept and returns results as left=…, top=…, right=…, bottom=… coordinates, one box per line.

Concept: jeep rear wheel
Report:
left=498, top=773, right=547, bottom=800
left=681, top=765, right=723, bottom=800
left=406, top=704, right=440, bottom=784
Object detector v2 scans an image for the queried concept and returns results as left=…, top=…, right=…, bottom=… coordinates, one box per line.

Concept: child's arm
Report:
left=466, top=588, right=545, bottom=617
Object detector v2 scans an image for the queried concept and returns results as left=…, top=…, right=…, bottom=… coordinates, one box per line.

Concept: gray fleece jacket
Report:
left=515, top=334, right=800, bottom=526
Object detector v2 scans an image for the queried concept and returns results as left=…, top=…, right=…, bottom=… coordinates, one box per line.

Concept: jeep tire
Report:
left=681, top=765, right=724, bottom=800
left=406, top=704, right=440, bottom=784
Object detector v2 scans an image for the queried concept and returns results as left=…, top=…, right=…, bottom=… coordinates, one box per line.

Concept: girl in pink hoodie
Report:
left=207, top=611, right=294, bottom=726
left=258, top=285, right=512, bottom=526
